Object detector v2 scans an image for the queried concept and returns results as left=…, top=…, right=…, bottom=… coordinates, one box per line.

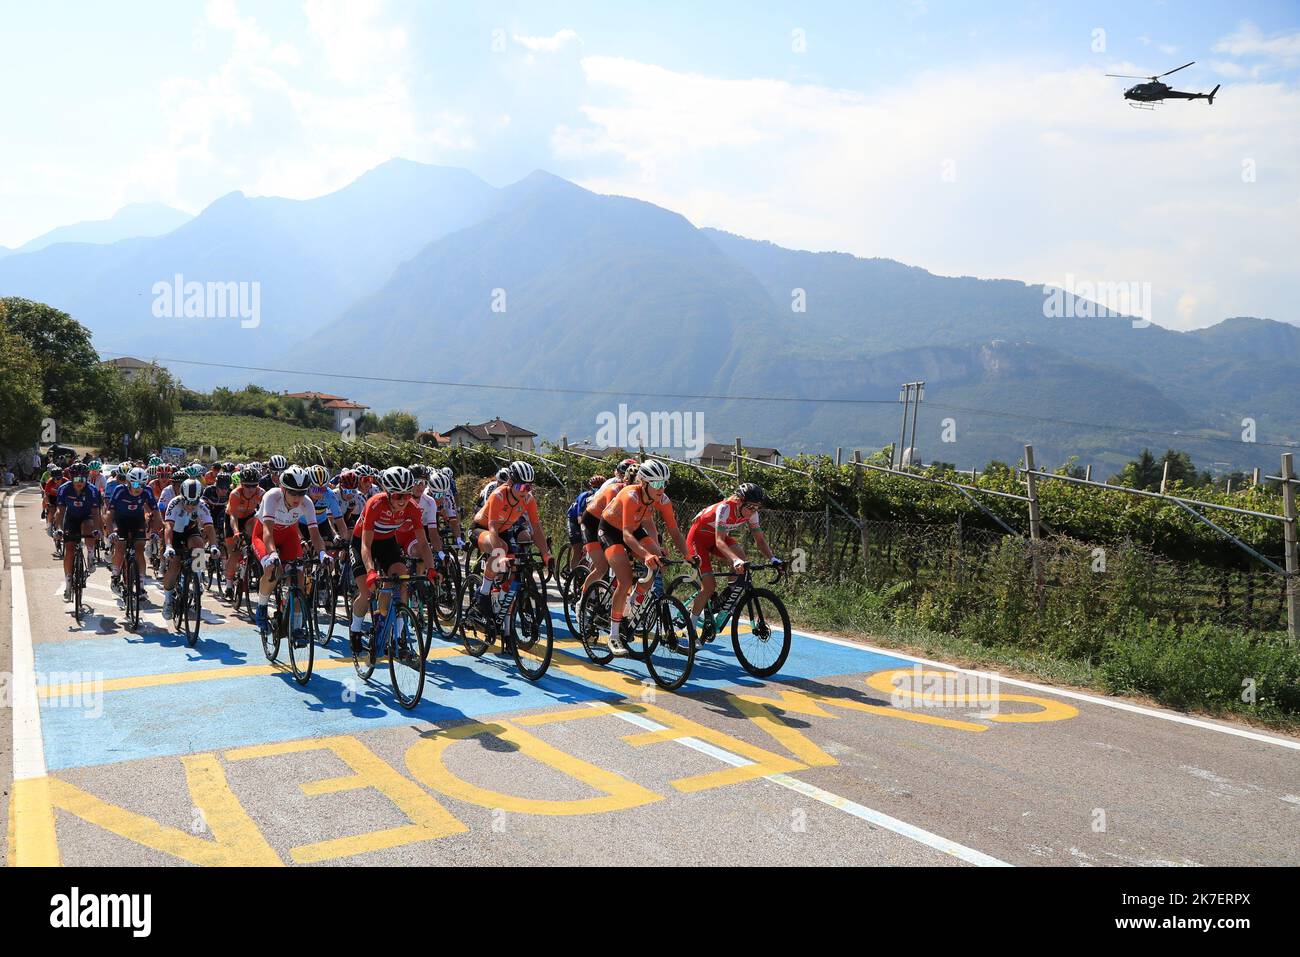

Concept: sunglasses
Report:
left=390, top=492, right=411, bottom=502
left=513, top=482, right=533, bottom=492
left=647, top=480, right=667, bottom=490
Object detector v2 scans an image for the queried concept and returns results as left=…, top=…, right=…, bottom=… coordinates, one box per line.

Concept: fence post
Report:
left=1160, top=459, right=1170, bottom=495
left=734, top=437, right=743, bottom=484
left=1024, top=444, right=1044, bottom=609
left=1252, top=467, right=1260, bottom=488
left=854, top=450, right=870, bottom=579
left=1282, top=452, right=1298, bottom=642
left=1084, top=464, right=1092, bottom=482
left=824, top=502, right=833, bottom=554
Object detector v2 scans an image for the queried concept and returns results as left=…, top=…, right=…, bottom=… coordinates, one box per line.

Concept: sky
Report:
left=2, top=0, right=1298, bottom=330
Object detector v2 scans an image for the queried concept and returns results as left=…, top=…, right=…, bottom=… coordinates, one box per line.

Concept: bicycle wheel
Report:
left=124, top=557, right=141, bottom=631
left=644, top=596, right=696, bottom=691
left=233, top=561, right=250, bottom=620
left=313, top=568, right=335, bottom=647
left=325, top=568, right=346, bottom=643
left=576, top=579, right=614, bottom=665
left=286, top=588, right=315, bottom=684
left=731, top=587, right=791, bottom=678
left=72, top=546, right=85, bottom=624
left=182, top=570, right=203, bottom=647
left=560, top=564, right=587, bottom=638
left=388, top=604, right=427, bottom=709
left=509, top=581, right=553, bottom=681
left=261, top=585, right=282, bottom=662
left=352, top=615, right=377, bottom=681
left=433, top=560, right=461, bottom=637
left=457, top=573, right=493, bottom=658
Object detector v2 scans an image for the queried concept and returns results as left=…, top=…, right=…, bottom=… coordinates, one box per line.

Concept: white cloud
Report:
left=1213, top=22, right=1300, bottom=62
left=122, top=0, right=469, bottom=210
left=555, top=55, right=1300, bottom=330
left=303, top=0, right=407, bottom=84
left=513, top=29, right=580, bottom=54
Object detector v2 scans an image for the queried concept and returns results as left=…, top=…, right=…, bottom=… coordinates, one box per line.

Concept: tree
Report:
left=377, top=410, right=419, bottom=441
left=1113, top=448, right=1161, bottom=489
left=0, top=297, right=107, bottom=430
left=0, top=323, right=46, bottom=454
left=96, top=363, right=180, bottom=457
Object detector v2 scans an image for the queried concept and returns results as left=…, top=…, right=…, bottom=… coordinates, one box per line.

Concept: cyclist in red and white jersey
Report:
left=250, top=465, right=332, bottom=632
left=685, top=483, right=781, bottom=622
left=348, top=466, right=436, bottom=650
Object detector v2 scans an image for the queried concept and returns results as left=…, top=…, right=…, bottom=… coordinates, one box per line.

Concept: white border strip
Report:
left=791, top=625, right=1300, bottom=752
left=8, top=488, right=48, bottom=780
left=611, top=707, right=1009, bottom=866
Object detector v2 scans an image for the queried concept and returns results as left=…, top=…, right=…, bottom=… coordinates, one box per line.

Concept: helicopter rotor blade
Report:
left=1159, top=61, right=1195, bottom=78
left=1105, top=73, right=1149, bottom=79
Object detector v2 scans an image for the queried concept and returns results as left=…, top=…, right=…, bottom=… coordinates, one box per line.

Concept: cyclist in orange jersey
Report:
left=469, top=461, right=551, bottom=618
left=595, top=458, right=686, bottom=655
left=579, top=457, right=638, bottom=597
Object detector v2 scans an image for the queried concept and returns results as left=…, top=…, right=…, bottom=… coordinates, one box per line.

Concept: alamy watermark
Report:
left=594, top=404, right=706, bottom=459
left=151, top=274, right=261, bottom=328
left=1042, top=274, right=1151, bottom=328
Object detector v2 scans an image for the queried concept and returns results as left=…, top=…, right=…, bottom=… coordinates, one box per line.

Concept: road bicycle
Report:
left=577, top=559, right=697, bottom=690
left=173, top=545, right=212, bottom=648
left=456, top=545, right=553, bottom=681
left=115, top=529, right=149, bottom=632
left=230, top=532, right=261, bottom=621
left=260, top=556, right=323, bottom=684
left=352, top=573, right=429, bottom=709
left=666, top=561, right=792, bottom=678
left=559, top=551, right=593, bottom=638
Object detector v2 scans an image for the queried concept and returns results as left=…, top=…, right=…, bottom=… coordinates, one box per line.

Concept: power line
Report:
left=104, top=352, right=1298, bottom=453
left=924, top=401, right=1299, bottom=453
left=104, top=353, right=896, bottom=407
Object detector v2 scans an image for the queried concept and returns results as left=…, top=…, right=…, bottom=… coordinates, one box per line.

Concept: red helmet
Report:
left=589, top=474, right=606, bottom=489
left=339, top=469, right=358, bottom=490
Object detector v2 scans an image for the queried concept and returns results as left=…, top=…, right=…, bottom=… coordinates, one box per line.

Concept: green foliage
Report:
left=0, top=322, right=46, bottom=452
left=1100, top=620, right=1299, bottom=718
left=171, top=412, right=338, bottom=459
left=376, top=410, right=419, bottom=441
left=0, top=296, right=107, bottom=429
left=181, top=384, right=334, bottom=430
left=94, top=363, right=181, bottom=456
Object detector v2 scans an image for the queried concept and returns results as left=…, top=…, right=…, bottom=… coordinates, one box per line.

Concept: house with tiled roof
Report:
left=695, top=442, right=782, bottom=468
left=443, top=417, right=538, bottom=452
left=282, top=390, right=368, bottom=431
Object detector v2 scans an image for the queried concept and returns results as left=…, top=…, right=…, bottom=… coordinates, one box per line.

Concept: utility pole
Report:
left=1281, top=453, right=1297, bottom=642
left=896, top=381, right=924, bottom=469
left=1025, top=444, right=1044, bottom=610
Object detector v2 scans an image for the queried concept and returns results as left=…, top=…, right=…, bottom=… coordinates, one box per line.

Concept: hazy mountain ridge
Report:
left=1, top=160, right=1294, bottom=470
left=14, top=202, right=191, bottom=255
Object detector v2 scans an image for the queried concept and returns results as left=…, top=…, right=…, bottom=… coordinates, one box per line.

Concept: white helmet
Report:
left=180, top=478, right=203, bottom=502
left=268, top=454, right=288, bottom=471
left=280, top=465, right=311, bottom=494
left=380, top=466, right=415, bottom=494
left=637, top=459, right=671, bottom=484
left=427, top=471, right=452, bottom=495
left=127, top=467, right=148, bottom=484
left=508, top=461, right=534, bottom=484
left=440, top=466, right=453, bottom=479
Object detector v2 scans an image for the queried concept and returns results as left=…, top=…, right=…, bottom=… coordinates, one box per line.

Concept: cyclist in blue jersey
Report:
left=53, top=463, right=104, bottom=601
left=300, top=465, right=348, bottom=545
left=108, top=467, right=158, bottom=594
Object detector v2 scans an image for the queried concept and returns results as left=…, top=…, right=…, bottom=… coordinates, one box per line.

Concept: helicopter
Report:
left=1105, top=61, right=1220, bottom=109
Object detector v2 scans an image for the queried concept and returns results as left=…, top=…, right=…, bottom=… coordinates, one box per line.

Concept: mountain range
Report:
left=1, top=159, right=1295, bottom=473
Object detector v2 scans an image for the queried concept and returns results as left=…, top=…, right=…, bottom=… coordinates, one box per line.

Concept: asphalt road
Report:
left=3, top=484, right=1298, bottom=866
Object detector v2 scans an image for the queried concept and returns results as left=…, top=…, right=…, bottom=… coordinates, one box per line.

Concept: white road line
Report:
left=793, top=626, right=1300, bottom=752
left=609, top=706, right=1010, bottom=866
left=7, top=489, right=48, bottom=781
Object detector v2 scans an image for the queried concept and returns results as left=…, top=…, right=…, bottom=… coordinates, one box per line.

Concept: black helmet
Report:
left=737, top=482, right=766, bottom=505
